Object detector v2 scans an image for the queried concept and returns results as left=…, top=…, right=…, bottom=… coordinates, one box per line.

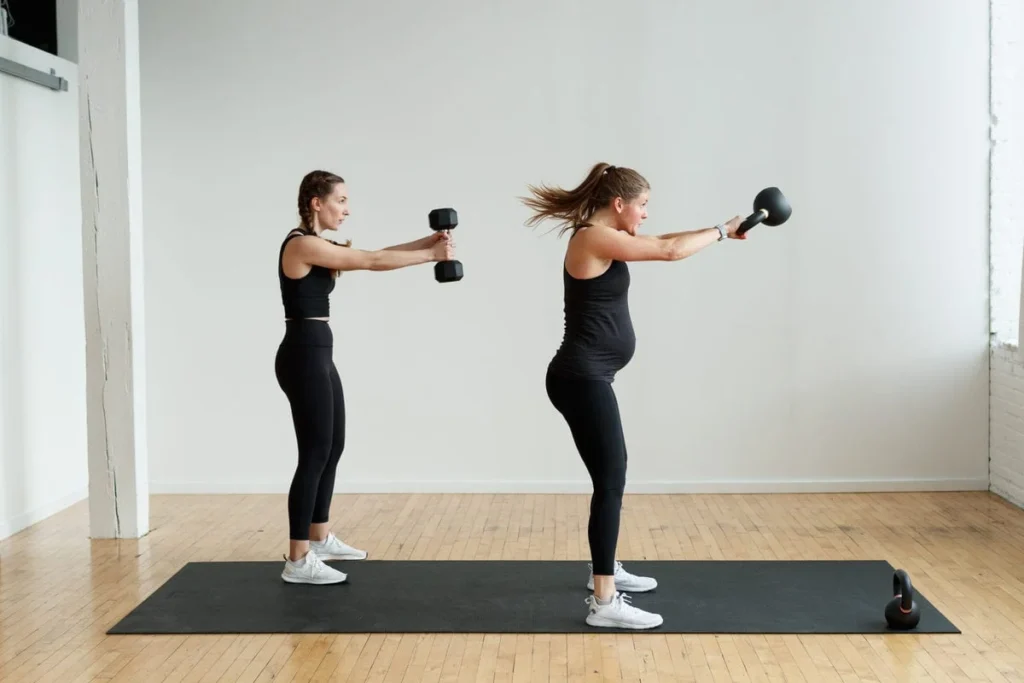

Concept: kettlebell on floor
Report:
left=884, top=569, right=921, bottom=630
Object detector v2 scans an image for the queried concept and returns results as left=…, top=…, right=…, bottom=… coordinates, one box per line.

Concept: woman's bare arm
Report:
left=577, top=224, right=723, bottom=262
left=290, top=235, right=445, bottom=272
left=381, top=234, right=435, bottom=251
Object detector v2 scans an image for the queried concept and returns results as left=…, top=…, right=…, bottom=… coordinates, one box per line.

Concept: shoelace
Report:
left=586, top=592, right=635, bottom=610
left=285, top=552, right=332, bottom=573
left=308, top=553, right=331, bottom=574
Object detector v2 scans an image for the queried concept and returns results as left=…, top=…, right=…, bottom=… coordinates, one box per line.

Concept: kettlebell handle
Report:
left=892, top=569, right=914, bottom=612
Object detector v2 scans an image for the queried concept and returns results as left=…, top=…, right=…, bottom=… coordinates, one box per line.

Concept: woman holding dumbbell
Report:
left=276, top=169, right=453, bottom=586
left=521, top=162, right=746, bottom=629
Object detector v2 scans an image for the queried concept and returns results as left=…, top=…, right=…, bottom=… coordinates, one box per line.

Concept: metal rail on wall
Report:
left=0, top=54, right=68, bottom=91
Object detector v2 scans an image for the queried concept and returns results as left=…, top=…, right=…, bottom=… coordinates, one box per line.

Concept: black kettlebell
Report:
left=884, top=569, right=921, bottom=630
left=736, top=187, right=792, bottom=236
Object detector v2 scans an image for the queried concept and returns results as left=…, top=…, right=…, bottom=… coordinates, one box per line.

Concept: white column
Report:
left=78, top=0, right=149, bottom=538
left=56, top=0, right=80, bottom=63
left=1019, top=242, right=1024, bottom=362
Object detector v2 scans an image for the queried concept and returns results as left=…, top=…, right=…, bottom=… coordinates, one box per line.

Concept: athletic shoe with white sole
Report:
left=586, top=561, right=657, bottom=592
left=309, top=532, right=367, bottom=561
left=585, top=592, right=664, bottom=630
left=281, top=551, right=348, bottom=585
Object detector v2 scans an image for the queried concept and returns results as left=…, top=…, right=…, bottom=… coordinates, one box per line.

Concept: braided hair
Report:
left=295, top=170, right=351, bottom=278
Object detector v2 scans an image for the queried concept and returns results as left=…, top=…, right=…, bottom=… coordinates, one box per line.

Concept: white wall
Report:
left=990, top=0, right=1024, bottom=347
left=0, top=35, right=88, bottom=539
left=992, top=343, right=1024, bottom=506
left=989, top=0, right=1024, bottom=510
left=139, top=0, right=992, bottom=494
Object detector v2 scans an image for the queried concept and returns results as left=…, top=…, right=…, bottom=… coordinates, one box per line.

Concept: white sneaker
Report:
left=586, top=561, right=657, bottom=593
left=281, top=551, right=348, bottom=585
left=585, top=592, right=664, bottom=630
left=309, top=532, right=367, bottom=560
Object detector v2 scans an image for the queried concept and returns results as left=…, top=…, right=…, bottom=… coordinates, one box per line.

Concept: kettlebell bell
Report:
left=884, top=569, right=921, bottom=630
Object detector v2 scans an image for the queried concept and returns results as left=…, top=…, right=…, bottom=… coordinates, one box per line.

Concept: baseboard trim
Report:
left=0, top=487, right=89, bottom=541
left=149, top=478, right=990, bottom=495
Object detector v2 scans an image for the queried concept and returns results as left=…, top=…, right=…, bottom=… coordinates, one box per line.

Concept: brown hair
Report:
left=520, top=162, right=650, bottom=236
left=296, top=170, right=351, bottom=247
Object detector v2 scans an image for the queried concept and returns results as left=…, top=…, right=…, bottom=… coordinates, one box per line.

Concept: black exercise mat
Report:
left=107, top=559, right=959, bottom=635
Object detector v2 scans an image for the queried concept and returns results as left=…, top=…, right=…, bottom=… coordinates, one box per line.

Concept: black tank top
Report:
left=548, top=258, right=636, bottom=382
left=278, top=230, right=335, bottom=318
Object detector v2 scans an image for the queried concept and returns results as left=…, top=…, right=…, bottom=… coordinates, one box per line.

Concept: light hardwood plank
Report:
left=2, top=491, right=1024, bottom=682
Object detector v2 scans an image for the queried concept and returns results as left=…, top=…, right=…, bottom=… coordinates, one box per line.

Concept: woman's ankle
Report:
left=592, top=574, right=616, bottom=601
left=289, top=540, right=310, bottom=562
left=308, top=523, right=330, bottom=543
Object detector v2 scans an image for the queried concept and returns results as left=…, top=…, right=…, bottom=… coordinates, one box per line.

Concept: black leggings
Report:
left=275, top=320, right=345, bottom=541
left=545, top=367, right=627, bottom=576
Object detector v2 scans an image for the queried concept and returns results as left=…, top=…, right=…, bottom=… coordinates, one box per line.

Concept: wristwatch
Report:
left=714, top=224, right=726, bottom=241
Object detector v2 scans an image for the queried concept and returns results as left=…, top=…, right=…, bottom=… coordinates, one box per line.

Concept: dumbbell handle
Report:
left=736, top=208, right=768, bottom=236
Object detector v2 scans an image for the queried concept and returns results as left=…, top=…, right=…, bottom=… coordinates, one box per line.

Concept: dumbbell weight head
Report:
left=429, top=207, right=458, bottom=231
left=435, top=261, right=463, bottom=282
left=737, top=187, right=792, bottom=235
left=428, top=207, right=463, bottom=283
left=883, top=569, right=921, bottom=630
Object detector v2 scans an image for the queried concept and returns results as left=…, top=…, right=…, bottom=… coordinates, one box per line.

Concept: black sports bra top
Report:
left=278, top=230, right=335, bottom=318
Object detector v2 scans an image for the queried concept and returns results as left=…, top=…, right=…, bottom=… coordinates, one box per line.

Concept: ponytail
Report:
left=520, top=162, right=649, bottom=237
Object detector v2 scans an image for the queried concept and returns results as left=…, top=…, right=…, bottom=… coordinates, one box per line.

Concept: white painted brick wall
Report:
left=992, top=343, right=1024, bottom=507
left=989, top=0, right=1024, bottom=509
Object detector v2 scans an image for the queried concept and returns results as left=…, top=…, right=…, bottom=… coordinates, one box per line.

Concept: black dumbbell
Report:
left=736, top=187, right=792, bottom=236
left=428, top=207, right=463, bottom=283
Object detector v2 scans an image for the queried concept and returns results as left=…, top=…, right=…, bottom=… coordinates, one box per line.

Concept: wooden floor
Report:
left=3, top=491, right=1024, bottom=682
